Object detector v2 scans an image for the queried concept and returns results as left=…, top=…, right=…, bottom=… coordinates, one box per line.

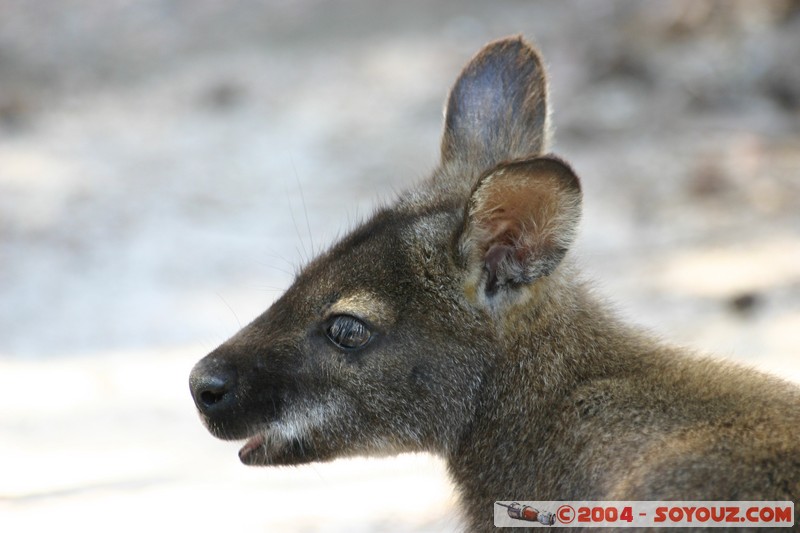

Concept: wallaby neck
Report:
left=446, top=268, right=647, bottom=525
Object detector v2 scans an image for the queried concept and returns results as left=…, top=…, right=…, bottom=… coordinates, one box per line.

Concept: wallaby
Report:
left=189, top=36, right=800, bottom=531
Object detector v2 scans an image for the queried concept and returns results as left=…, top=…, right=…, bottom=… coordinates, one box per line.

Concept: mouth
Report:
left=236, top=427, right=317, bottom=466
left=238, top=433, right=267, bottom=465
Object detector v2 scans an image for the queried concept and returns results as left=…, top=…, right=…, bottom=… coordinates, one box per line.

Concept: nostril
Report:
left=190, top=362, right=238, bottom=413
left=200, top=388, right=226, bottom=407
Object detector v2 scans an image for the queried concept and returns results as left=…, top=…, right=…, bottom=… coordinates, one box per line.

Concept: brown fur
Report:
left=190, top=36, right=800, bottom=531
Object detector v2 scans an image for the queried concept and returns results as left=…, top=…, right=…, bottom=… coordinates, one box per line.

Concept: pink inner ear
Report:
left=485, top=244, right=515, bottom=273
left=484, top=217, right=518, bottom=244
left=476, top=185, right=544, bottom=260
left=467, top=158, right=582, bottom=291
left=483, top=243, right=515, bottom=295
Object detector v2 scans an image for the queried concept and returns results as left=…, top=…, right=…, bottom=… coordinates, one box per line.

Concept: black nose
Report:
left=189, top=359, right=239, bottom=415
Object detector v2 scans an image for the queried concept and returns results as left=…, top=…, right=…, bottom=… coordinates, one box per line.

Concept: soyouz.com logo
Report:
left=494, top=501, right=795, bottom=528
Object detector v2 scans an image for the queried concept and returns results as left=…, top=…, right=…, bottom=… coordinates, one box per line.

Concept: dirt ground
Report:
left=1, top=1, right=799, bottom=531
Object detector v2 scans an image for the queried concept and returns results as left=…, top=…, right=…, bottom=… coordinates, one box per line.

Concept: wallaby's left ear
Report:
left=441, top=36, right=549, bottom=172
left=459, top=156, right=581, bottom=306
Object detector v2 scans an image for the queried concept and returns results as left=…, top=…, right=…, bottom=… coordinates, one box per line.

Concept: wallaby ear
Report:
left=459, top=156, right=581, bottom=306
left=441, top=36, right=549, bottom=172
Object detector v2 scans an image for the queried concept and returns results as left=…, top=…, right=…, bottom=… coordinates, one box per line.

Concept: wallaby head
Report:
left=189, top=35, right=576, bottom=464
left=189, top=35, right=800, bottom=530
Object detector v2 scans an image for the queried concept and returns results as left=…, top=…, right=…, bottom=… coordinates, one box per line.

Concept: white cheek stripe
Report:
left=269, top=399, right=341, bottom=442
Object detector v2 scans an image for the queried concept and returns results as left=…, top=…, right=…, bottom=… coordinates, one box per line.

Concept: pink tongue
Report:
left=239, top=434, right=266, bottom=460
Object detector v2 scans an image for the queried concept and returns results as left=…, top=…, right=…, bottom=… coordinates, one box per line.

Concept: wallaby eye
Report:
left=325, top=315, right=372, bottom=350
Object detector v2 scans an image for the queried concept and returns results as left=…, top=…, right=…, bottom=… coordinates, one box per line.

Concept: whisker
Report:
left=261, top=249, right=298, bottom=272
left=216, top=292, right=242, bottom=329
left=254, top=262, right=296, bottom=279
left=285, top=184, right=309, bottom=265
left=290, top=157, right=316, bottom=257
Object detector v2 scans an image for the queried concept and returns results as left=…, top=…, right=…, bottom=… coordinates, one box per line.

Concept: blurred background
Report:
left=1, top=0, right=799, bottom=531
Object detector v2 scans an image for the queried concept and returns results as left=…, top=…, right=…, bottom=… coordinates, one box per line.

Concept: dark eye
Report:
left=325, top=315, right=371, bottom=350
